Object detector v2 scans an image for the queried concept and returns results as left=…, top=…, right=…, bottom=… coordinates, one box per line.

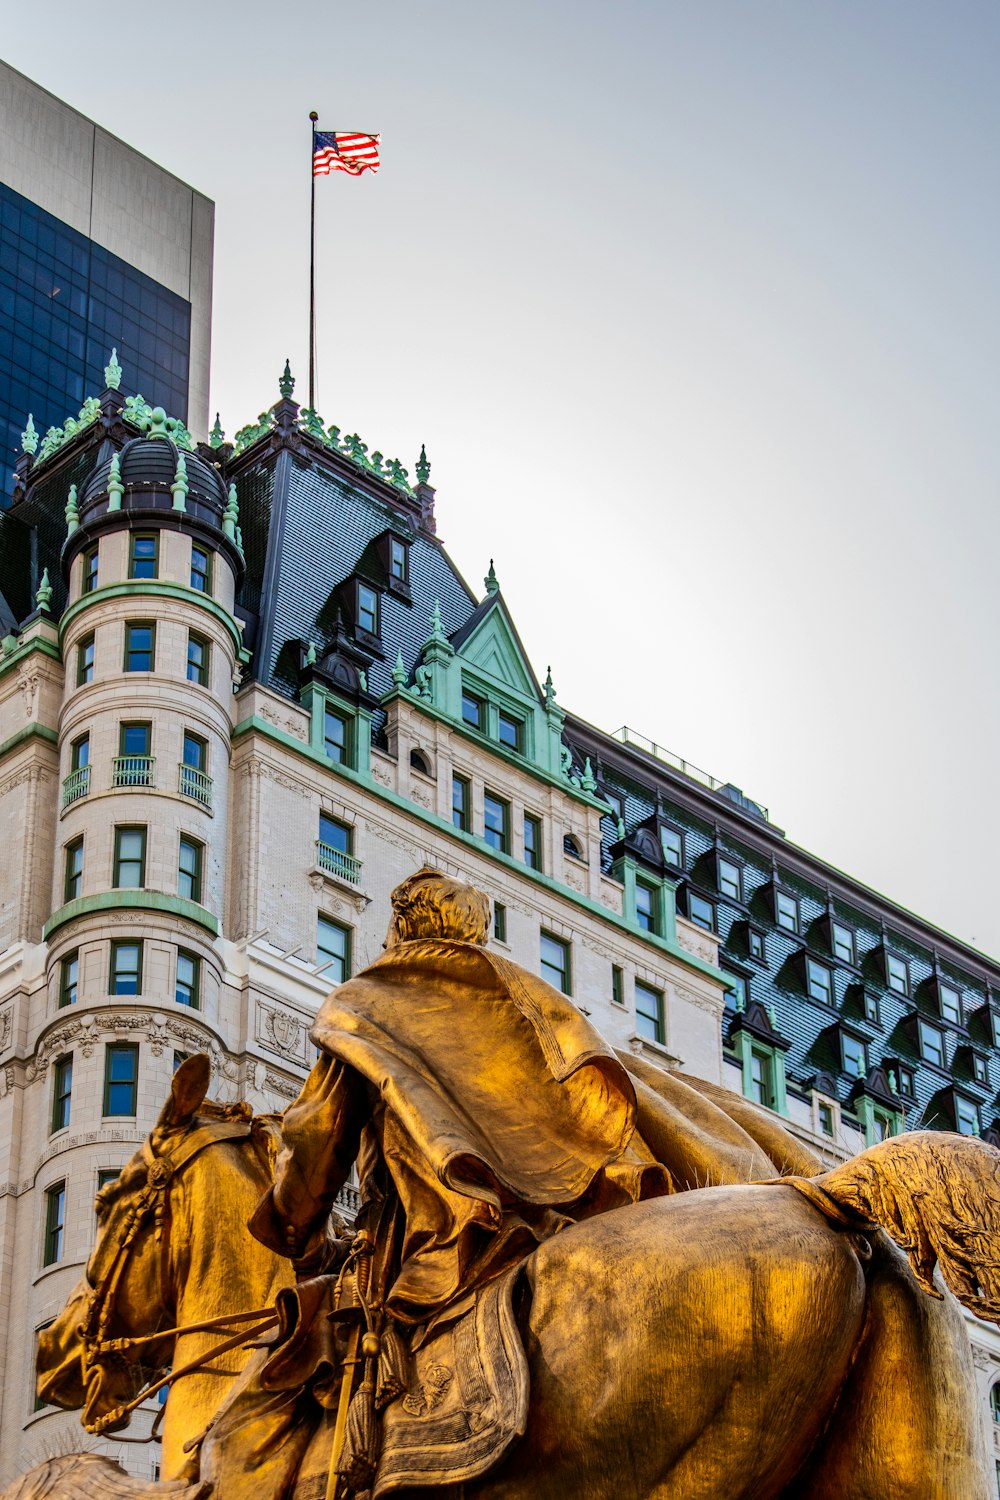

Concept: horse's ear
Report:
left=158, top=1053, right=211, bottom=1131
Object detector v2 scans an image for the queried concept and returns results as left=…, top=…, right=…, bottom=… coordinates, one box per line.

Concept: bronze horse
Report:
left=21, top=1057, right=999, bottom=1499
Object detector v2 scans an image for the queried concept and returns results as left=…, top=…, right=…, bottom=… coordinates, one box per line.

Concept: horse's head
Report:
left=36, top=1055, right=221, bottom=1429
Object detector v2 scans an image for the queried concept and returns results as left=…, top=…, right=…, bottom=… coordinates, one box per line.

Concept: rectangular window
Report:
left=178, top=836, right=203, bottom=903
left=523, top=812, right=542, bottom=871
left=128, top=533, right=158, bottom=580
left=497, top=712, right=523, bottom=753
left=125, top=621, right=155, bottom=673
left=77, top=633, right=95, bottom=685
left=71, top=733, right=90, bottom=772
left=59, top=952, right=79, bottom=1008
left=357, top=584, right=379, bottom=635
left=611, top=964, right=624, bottom=1007
left=688, top=893, right=715, bottom=932
left=186, top=631, right=208, bottom=686
left=64, top=837, right=83, bottom=902
left=749, top=1048, right=775, bottom=1109
left=97, top=1167, right=119, bottom=1195
left=51, top=1055, right=72, bottom=1133
left=635, top=880, right=658, bottom=934
left=817, top=1100, right=834, bottom=1137
left=451, top=773, right=471, bottom=832
left=885, top=952, right=909, bottom=996
left=190, top=545, right=212, bottom=594
left=43, top=1183, right=65, bottom=1266
left=389, top=538, right=407, bottom=582
left=974, top=1053, right=988, bottom=1085
left=748, top=928, right=765, bottom=961
left=724, top=971, right=748, bottom=1010
left=540, top=933, right=571, bottom=995
left=805, top=958, right=833, bottom=1006
left=83, top=545, right=99, bottom=594
left=891, top=1062, right=915, bottom=1098
left=175, top=950, right=200, bottom=1008
left=775, top=890, right=799, bottom=933
left=842, top=1031, right=867, bottom=1077
left=718, top=857, right=742, bottom=902
left=113, top=826, right=146, bottom=888
left=635, top=980, right=664, bottom=1045
left=318, top=814, right=355, bottom=880
left=461, top=692, right=484, bottom=731
left=323, top=706, right=349, bottom=764
left=104, top=1044, right=139, bottom=1116
left=864, top=990, right=880, bottom=1024
left=109, top=940, right=143, bottom=996
left=116, top=721, right=152, bottom=786
left=661, top=826, right=683, bottom=867
left=483, top=792, right=510, bottom=854
left=317, top=916, right=351, bottom=982
left=182, top=731, right=207, bottom=772
left=832, top=922, right=856, bottom=965
left=955, top=1095, right=980, bottom=1136
left=319, top=813, right=352, bottom=854
left=493, top=902, right=507, bottom=944
left=938, top=982, right=962, bottom=1024
left=919, top=1020, right=945, bottom=1068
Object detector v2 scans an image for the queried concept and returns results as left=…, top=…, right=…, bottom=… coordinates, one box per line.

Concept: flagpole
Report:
left=308, top=110, right=318, bottom=413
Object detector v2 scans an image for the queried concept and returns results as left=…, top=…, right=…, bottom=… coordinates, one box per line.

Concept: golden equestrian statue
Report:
left=19, top=868, right=1000, bottom=1500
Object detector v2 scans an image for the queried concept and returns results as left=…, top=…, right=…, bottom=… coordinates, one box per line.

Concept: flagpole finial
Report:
left=309, top=110, right=319, bottom=123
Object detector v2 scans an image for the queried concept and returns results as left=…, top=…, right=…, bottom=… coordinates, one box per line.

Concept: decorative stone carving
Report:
left=371, top=763, right=393, bottom=788
left=16, top=665, right=40, bottom=719
left=257, top=1001, right=308, bottom=1063
left=0, top=1007, right=12, bottom=1053
left=263, top=1070, right=300, bottom=1102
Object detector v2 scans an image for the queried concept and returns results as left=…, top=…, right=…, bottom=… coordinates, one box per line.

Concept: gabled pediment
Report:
left=452, top=596, right=540, bottom=701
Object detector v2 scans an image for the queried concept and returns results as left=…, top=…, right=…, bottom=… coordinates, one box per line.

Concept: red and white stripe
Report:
left=313, top=132, right=381, bottom=177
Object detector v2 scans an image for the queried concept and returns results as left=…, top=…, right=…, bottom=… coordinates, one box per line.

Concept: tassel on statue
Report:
left=376, top=1321, right=409, bottom=1409
left=336, top=1328, right=381, bottom=1494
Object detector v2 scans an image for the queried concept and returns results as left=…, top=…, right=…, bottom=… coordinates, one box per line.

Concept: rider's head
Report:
left=385, top=867, right=490, bottom=948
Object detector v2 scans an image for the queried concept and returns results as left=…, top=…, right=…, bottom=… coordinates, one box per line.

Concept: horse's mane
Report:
left=94, top=1102, right=284, bottom=1222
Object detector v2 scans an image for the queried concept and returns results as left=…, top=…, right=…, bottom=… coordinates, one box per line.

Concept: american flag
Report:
left=313, top=130, right=381, bottom=177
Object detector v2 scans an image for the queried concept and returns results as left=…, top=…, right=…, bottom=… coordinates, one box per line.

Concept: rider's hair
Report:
left=389, top=867, right=490, bottom=946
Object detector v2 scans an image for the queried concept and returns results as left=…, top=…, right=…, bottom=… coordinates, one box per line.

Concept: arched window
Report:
left=563, top=833, right=584, bottom=860
left=410, top=748, right=433, bottom=777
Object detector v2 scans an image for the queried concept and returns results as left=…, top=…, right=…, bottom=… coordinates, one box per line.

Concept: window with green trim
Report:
left=183, top=731, right=207, bottom=772
left=64, top=837, right=83, bottom=902
left=461, top=692, right=485, bottom=731
left=113, top=826, right=146, bottom=889
left=318, top=916, right=351, bottom=982
left=635, top=981, right=664, bottom=1045
left=71, top=733, right=89, bottom=772
left=104, top=1043, right=138, bottom=1115
left=51, top=1055, right=72, bottom=1133
left=77, top=633, right=95, bottom=686
left=817, top=1100, right=835, bottom=1136
left=635, top=879, right=658, bottom=935
left=190, top=544, right=212, bottom=594
left=176, top=950, right=200, bottom=1008
left=82, top=544, right=99, bottom=594
left=186, top=631, right=209, bottom=686
left=178, top=836, right=203, bottom=902
left=128, top=533, right=158, bottom=580
left=109, top=941, right=142, bottom=996
left=990, top=1383, right=1000, bottom=1425
left=59, top=952, right=78, bottom=1008
left=497, top=712, right=523, bottom=753
left=748, top=1047, right=776, bottom=1109
left=493, top=902, right=507, bottom=944
left=124, top=622, right=155, bottom=673
left=43, top=1182, right=65, bottom=1265
left=869, top=1105, right=898, bottom=1142
left=451, top=773, right=471, bottom=832
left=611, top=965, right=624, bottom=1007
left=523, top=812, right=542, bottom=871
left=540, top=933, right=571, bottom=995
left=483, top=792, right=510, bottom=854
left=323, top=705, right=351, bottom=764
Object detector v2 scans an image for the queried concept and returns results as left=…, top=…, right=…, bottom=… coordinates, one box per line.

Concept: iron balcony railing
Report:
left=178, top=763, right=213, bottom=807
left=61, top=766, right=91, bottom=807
left=316, top=841, right=362, bottom=884
left=112, top=755, right=155, bottom=788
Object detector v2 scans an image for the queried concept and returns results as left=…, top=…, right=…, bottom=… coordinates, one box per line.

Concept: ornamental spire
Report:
left=224, top=484, right=239, bottom=540
left=107, top=452, right=124, bottom=510
left=104, top=347, right=123, bottom=390
left=484, top=559, right=499, bottom=596
left=20, top=414, right=37, bottom=456
left=415, top=443, right=431, bottom=485
left=209, top=413, right=225, bottom=449
left=65, top=483, right=80, bottom=535
left=35, top=568, right=52, bottom=613
left=279, top=359, right=295, bottom=400
left=171, top=453, right=189, bottom=511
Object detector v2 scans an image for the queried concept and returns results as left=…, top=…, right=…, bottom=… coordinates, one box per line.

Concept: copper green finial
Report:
left=65, top=483, right=80, bottom=535
left=107, top=452, right=124, bottom=510
left=171, top=453, right=189, bottom=511
left=209, top=413, right=225, bottom=448
left=415, top=443, right=431, bottom=484
left=279, top=359, right=295, bottom=400
left=35, top=568, right=52, bottom=613
left=104, top=348, right=123, bottom=390
left=146, top=406, right=170, bottom=440
left=429, top=601, right=447, bottom=643
left=392, top=647, right=406, bottom=687
left=224, top=483, right=239, bottom=540
left=21, top=414, right=37, bottom=456
left=582, top=757, right=597, bottom=793
left=544, top=666, right=556, bottom=705
left=305, top=641, right=317, bottom=666
left=484, top=559, right=499, bottom=596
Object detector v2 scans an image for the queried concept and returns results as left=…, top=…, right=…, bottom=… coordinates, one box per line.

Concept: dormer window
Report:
left=805, top=957, right=833, bottom=1006
left=774, top=889, right=799, bottom=934
left=373, top=529, right=411, bottom=597
left=461, top=692, right=485, bottom=731
left=936, top=979, right=963, bottom=1025
left=497, top=711, right=523, bottom=753
left=357, top=584, right=379, bottom=636
left=886, top=1060, right=915, bottom=1098
left=884, top=951, right=909, bottom=996
left=973, top=1052, right=989, bottom=1085
left=841, top=1029, right=867, bottom=1077
left=717, top=857, right=742, bottom=903
left=389, top=537, right=407, bottom=584
left=918, top=1019, right=945, bottom=1068
left=661, top=825, right=684, bottom=868
left=831, top=922, right=856, bottom=965
left=955, top=1094, right=980, bottom=1136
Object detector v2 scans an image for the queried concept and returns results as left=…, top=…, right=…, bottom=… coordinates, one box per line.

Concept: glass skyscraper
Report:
left=0, top=183, right=192, bottom=501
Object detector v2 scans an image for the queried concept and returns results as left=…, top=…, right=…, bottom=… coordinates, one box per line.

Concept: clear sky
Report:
left=4, top=2, right=999, bottom=954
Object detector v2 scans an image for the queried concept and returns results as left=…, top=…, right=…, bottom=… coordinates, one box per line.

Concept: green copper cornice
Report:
left=44, top=890, right=220, bottom=941
left=0, top=635, right=63, bottom=681
left=233, top=714, right=723, bottom=991
left=0, top=722, right=59, bottom=761
left=59, top=582, right=244, bottom=654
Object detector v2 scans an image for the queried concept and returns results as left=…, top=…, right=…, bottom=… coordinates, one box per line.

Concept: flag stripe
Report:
left=313, top=130, right=381, bottom=177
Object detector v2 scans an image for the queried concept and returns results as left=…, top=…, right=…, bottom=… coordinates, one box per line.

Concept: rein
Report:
left=82, top=1116, right=279, bottom=1438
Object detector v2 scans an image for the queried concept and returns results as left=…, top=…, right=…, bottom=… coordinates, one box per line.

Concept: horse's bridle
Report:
left=81, top=1117, right=278, bottom=1437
